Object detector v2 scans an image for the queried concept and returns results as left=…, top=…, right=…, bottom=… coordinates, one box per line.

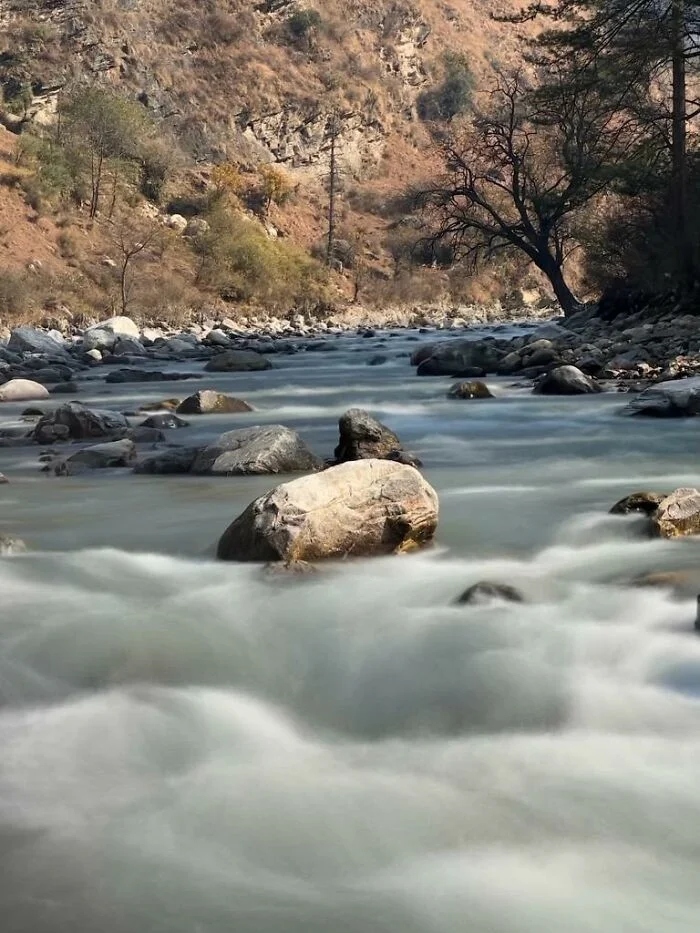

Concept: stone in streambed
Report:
left=217, top=459, right=439, bottom=562
left=140, top=414, right=190, bottom=430
left=176, top=391, right=253, bottom=415
left=204, top=349, right=272, bottom=372
left=134, top=446, right=203, bottom=475
left=456, top=581, right=524, bottom=605
left=610, top=491, right=667, bottom=516
left=191, top=425, right=320, bottom=476
left=334, top=408, right=407, bottom=463
left=651, top=488, right=700, bottom=538
left=447, top=380, right=493, bottom=400
left=7, top=327, right=66, bottom=356
left=33, top=402, right=128, bottom=441
left=0, top=379, right=50, bottom=402
left=139, top=398, right=181, bottom=413
left=82, top=316, right=139, bottom=352
left=624, top=377, right=700, bottom=417
left=533, top=365, right=602, bottom=396
left=54, top=439, right=136, bottom=475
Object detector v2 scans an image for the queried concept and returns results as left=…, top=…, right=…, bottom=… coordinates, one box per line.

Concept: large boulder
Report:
left=447, top=380, right=493, bottom=400
left=624, top=377, right=700, bottom=417
left=610, top=491, right=667, bottom=516
left=413, top=339, right=499, bottom=377
left=0, top=379, right=50, bottom=402
left=216, top=459, right=439, bottom=562
left=82, top=317, right=140, bottom=352
left=54, top=439, right=136, bottom=475
left=134, top=446, right=203, bottom=475
left=176, top=390, right=253, bottom=415
left=7, top=327, right=66, bottom=356
left=651, top=488, right=700, bottom=538
left=204, top=349, right=272, bottom=372
left=191, top=425, right=321, bottom=476
left=33, top=402, right=128, bottom=441
left=533, top=365, right=602, bottom=396
left=334, top=408, right=402, bottom=463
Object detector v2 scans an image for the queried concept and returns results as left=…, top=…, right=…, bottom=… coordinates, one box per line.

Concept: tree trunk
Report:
left=671, top=0, right=692, bottom=284
left=537, top=252, right=580, bottom=316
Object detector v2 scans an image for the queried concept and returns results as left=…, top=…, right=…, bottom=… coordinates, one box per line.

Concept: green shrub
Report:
left=418, top=53, right=475, bottom=122
left=285, top=8, right=322, bottom=43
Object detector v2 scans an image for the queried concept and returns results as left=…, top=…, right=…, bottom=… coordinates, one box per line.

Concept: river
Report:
left=2, top=324, right=700, bottom=932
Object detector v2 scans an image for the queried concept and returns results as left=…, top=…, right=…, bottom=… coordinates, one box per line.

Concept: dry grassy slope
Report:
left=0, top=0, right=540, bottom=308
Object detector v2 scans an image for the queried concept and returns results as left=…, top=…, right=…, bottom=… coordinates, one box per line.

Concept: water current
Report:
left=2, top=324, right=700, bottom=932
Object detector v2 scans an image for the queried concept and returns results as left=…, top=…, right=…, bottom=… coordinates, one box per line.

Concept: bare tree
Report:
left=416, top=69, right=644, bottom=314
left=106, top=218, right=164, bottom=315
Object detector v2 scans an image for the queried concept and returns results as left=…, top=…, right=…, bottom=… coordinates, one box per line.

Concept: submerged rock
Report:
left=176, top=391, right=253, bottom=415
left=204, top=349, right=272, bottom=372
left=54, top=439, right=136, bottom=475
left=447, top=380, right=493, bottom=400
left=216, top=459, right=439, bottom=562
left=191, top=425, right=321, bottom=476
left=651, top=488, right=700, bottom=538
left=139, top=414, right=190, bottom=430
left=533, top=365, right=602, bottom=396
left=610, top=491, right=667, bottom=516
left=0, top=379, right=50, bottom=402
left=456, top=581, right=524, bottom=605
left=133, top=446, right=203, bottom=475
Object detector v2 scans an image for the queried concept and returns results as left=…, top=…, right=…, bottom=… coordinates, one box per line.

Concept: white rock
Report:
left=83, top=316, right=140, bottom=352
left=0, top=378, right=50, bottom=402
left=167, top=214, right=188, bottom=233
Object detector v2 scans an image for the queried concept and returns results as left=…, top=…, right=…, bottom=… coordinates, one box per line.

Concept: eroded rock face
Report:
left=33, top=403, right=128, bottom=441
left=334, top=408, right=402, bottom=463
left=610, top=491, right=667, bottom=516
left=624, top=377, right=700, bottom=417
left=217, top=459, right=439, bottom=562
left=651, top=488, right=700, bottom=538
left=204, top=350, right=272, bottom=372
left=176, top=391, right=253, bottom=415
left=533, top=365, right=602, bottom=396
left=447, top=380, right=493, bottom=400
left=191, top=425, right=321, bottom=476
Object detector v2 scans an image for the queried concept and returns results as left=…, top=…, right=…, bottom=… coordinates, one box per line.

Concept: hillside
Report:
left=0, top=0, right=543, bottom=323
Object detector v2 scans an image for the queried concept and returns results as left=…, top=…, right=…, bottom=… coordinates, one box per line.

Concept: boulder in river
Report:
left=191, top=424, right=321, bottom=476
left=610, top=491, right=667, bottom=516
left=204, top=349, right=272, bottom=372
left=0, top=379, right=50, bottom=402
left=82, top=316, right=139, bottom=352
left=456, top=581, right=524, bottom=605
left=533, top=365, right=602, bottom=396
left=134, top=446, right=203, bottom=475
left=447, top=380, right=493, bottom=400
left=413, top=339, right=498, bottom=377
left=54, top=439, right=136, bottom=475
left=334, top=408, right=401, bottom=463
left=651, top=488, right=700, bottom=538
left=33, top=402, right=128, bottom=441
left=176, top=390, right=253, bottom=415
left=624, top=377, right=700, bottom=417
left=139, top=414, right=190, bottom=430
left=7, top=327, right=66, bottom=356
left=216, top=459, right=439, bottom=562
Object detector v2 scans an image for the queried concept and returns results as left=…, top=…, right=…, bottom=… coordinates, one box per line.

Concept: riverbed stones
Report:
left=176, top=390, right=253, bottom=415
left=82, top=316, right=139, bottom=352
left=191, top=425, right=321, bottom=476
left=204, top=349, right=272, bottom=372
left=0, top=379, right=50, bottom=402
left=624, top=377, right=700, bottom=417
left=334, top=408, right=402, bottom=463
left=139, top=414, right=189, bottom=430
left=447, top=380, right=493, bottom=400
left=651, top=488, right=700, bottom=538
left=54, top=438, right=136, bottom=475
left=216, top=459, right=439, bottom=562
left=533, top=365, right=602, bottom=396
left=610, top=491, right=667, bottom=515
left=33, top=402, right=128, bottom=441
left=456, top=581, right=524, bottom=605
left=7, top=327, right=66, bottom=356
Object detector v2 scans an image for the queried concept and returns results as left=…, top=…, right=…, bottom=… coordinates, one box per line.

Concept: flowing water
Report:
left=2, top=325, right=700, bottom=932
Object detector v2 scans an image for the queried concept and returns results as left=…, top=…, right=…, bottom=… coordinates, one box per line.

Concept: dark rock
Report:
left=334, top=408, right=401, bottom=463
left=191, top=425, right=321, bottom=476
left=204, top=349, right=272, bottom=372
left=610, top=491, right=667, bottom=516
left=105, top=369, right=199, bottom=384
left=447, top=380, right=494, bottom=400
left=127, top=427, right=167, bottom=444
left=54, top=439, right=137, bottom=475
left=33, top=402, right=128, bottom=441
left=176, top=391, right=253, bottom=415
left=368, top=355, right=388, bottom=366
left=140, top=414, right=190, bottom=430
left=456, top=581, right=525, bottom=605
left=533, top=365, right=602, bottom=396
left=50, top=381, right=80, bottom=395
left=386, top=448, right=423, bottom=468
left=133, top=446, right=203, bottom=475
left=624, top=377, right=700, bottom=417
